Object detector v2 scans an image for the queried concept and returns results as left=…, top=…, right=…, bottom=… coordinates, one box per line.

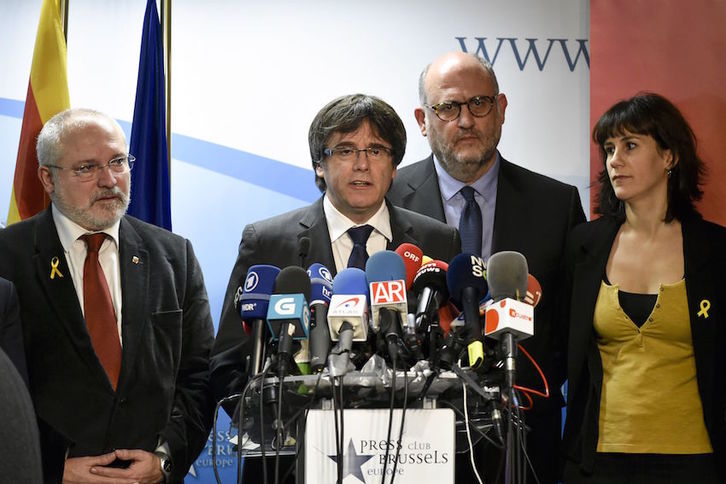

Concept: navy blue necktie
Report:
left=346, top=225, right=374, bottom=269
left=459, top=186, right=482, bottom=255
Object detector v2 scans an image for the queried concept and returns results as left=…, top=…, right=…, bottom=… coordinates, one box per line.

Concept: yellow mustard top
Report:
left=594, top=279, right=712, bottom=454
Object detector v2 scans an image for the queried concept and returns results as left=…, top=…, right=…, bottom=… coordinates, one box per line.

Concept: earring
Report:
left=667, top=169, right=672, bottom=178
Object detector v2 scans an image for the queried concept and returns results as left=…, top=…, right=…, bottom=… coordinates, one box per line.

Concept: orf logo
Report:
left=244, top=271, right=259, bottom=292
left=274, top=297, right=296, bottom=315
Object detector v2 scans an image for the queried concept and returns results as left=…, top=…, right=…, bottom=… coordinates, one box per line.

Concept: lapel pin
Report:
left=50, top=256, right=64, bottom=279
left=132, top=256, right=140, bottom=265
left=697, top=299, right=711, bottom=319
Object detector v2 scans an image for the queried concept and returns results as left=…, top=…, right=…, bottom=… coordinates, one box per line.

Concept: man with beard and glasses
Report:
left=388, top=52, right=586, bottom=483
left=0, top=108, right=214, bottom=483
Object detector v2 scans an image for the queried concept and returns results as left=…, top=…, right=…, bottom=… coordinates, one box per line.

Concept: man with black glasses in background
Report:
left=388, top=51, right=586, bottom=483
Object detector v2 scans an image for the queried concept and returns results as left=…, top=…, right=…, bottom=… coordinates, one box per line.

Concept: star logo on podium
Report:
left=328, top=439, right=376, bottom=483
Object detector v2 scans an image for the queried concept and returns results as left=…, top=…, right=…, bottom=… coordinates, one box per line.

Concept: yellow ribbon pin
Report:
left=697, top=299, right=710, bottom=319
left=50, top=257, right=64, bottom=279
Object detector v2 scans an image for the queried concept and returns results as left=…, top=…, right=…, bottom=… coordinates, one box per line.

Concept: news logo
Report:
left=484, top=298, right=534, bottom=340
left=266, top=293, right=310, bottom=340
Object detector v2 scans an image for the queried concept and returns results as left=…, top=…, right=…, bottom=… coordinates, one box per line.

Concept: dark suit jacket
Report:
left=0, top=208, right=215, bottom=483
left=0, top=276, right=28, bottom=384
left=388, top=155, right=586, bottom=414
left=561, top=215, right=726, bottom=479
left=0, top=347, right=42, bottom=483
left=210, top=196, right=461, bottom=405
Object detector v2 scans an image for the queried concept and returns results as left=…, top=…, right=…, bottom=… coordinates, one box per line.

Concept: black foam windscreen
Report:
left=486, top=251, right=528, bottom=302
left=274, top=265, right=312, bottom=301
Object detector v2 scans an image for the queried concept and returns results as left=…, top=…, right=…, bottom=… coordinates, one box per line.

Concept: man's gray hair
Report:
left=36, top=108, right=125, bottom=168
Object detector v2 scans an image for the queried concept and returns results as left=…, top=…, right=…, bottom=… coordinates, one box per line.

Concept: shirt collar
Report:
left=323, top=195, right=392, bottom=243
left=433, top=151, right=500, bottom=200
left=52, top=204, right=121, bottom=251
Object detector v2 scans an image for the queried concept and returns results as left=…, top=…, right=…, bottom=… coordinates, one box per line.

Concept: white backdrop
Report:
left=0, top=1, right=589, bottom=480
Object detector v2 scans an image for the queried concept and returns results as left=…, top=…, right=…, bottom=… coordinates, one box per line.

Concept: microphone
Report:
left=411, top=260, right=449, bottom=332
left=327, top=268, right=369, bottom=376
left=484, top=251, right=532, bottom=391
left=266, top=266, right=312, bottom=376
left=239, top=265, right=281, bottom=378
left=446, top=253, right=488, bottom=369
left=484, top=251, right=533, bottom=340
left=298, top=236, right=311, bottom=267
left=365, top=251, right=408, bottom=363
left=395, top=243, right=423, bottom=290
left=307, top=263, right=334, bottom=372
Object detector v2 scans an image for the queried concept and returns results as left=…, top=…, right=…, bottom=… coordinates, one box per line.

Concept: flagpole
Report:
left=161, top=0, right=171, bottom=168
left=60, top=0, right=69, bottom=41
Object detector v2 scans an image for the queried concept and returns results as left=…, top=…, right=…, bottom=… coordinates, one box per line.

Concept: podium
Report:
left=231, top=367, right=503, bottom=483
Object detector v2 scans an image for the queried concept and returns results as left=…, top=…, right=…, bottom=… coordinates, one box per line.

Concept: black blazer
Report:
left=0, top=276, right=28, bottom=384
left=388, top=155, right=586, bottom=414
left=561, top=215, right=726, bottom=478
left=210, top=196, right=461, bottom=405
left=0, top=208, right=215, bottom=483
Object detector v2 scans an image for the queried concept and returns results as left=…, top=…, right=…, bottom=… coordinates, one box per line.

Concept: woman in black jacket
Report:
left=561, top=93, right=726, bottom=483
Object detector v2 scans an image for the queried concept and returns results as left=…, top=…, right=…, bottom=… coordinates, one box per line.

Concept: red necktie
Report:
left=81, top=233, right=122, bottom=390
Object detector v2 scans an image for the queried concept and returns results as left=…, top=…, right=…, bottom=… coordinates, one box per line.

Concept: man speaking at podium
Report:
left=0, top=108, right=215, bottom=483
left=211, top=93, right=460, bottom=482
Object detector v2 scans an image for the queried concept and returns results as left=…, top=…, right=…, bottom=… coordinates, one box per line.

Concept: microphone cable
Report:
left=389, top=368, right=409, bottom=484
left=280, top=370, right=325, bottom=482
left=380, top=355, right=397, bottom=484
left=212, top=391, right=241, bottom=484
left=462, top=382, right=485, bottom=484
left=332, top=375, right=344, bottom=484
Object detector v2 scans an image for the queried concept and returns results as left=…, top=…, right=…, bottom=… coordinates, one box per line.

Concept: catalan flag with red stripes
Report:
left=7, top=0, right=70, bottom=225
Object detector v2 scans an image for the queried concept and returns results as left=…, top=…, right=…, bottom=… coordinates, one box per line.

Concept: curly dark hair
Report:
left=308, top=93, right=406, bottom=192
left=592, top=92, right=705, bottom=222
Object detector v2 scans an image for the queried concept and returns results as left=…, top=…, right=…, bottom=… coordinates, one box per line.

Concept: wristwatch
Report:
left=156, top=452, right=172, bottom=482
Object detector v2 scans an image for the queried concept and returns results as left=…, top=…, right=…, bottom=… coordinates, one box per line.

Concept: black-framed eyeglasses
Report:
left=45, top=154, right=135, bottom=181
left=425, top=95, right=498, bottom=122
left=323, top=145, right=393, bottom=162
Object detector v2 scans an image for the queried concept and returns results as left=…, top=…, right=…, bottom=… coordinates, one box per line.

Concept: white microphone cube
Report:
left=484, top=298, right=534, bottom=340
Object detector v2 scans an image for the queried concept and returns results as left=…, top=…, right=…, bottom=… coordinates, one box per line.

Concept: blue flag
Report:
left=128, top=0, right=171, bottom=230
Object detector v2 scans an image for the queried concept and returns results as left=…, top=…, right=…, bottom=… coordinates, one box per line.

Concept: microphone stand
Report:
left=501, top=331, right=519, bottom=484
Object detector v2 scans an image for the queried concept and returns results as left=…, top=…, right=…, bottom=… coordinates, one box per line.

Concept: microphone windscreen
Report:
left=365, top=250, right=407, bottom=282
left=332, top=267, right=368, bottom=295
left=307, top=263, right=333, bottom=304
left=487, top=251, right=528, bottom=302
left=395, top=243, right=423, bottom=289
left=411, top=260, right=449, bottom=298
left=446, top=253, right=488, bottom=308
left=274, top=266, right=312, bottom=301
left=298, top=237, right=311, bottom=258
left=239, top=264, right=281, bottom=320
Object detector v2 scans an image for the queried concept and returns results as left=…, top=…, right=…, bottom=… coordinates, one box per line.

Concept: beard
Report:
left=52, top=186, right=130, bottom=232
left=427, top=123, right=501, bottom=183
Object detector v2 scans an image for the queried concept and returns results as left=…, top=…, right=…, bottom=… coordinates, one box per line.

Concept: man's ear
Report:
left=414, top=107, right=427, bottom=137
left=37, top=166, right=55, bottom=195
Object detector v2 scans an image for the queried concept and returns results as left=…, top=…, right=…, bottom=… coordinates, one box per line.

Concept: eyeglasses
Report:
left=323, top=145, right=393, bottom=162
left=45, top=154, right=135, bottom=181
left=425, top=95, right=498, bottom=122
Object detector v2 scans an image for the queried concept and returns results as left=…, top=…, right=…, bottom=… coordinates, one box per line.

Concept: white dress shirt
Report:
left=52, top=205, right=123, bottom=344
left=323, top=196, right=392, bottom=273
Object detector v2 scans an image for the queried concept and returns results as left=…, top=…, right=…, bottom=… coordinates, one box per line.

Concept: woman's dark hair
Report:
left=592, top=92, right=705, bottom=222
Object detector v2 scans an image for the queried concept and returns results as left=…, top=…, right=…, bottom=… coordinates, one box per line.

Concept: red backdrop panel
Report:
left=591, top=0, right=726, bottom=225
